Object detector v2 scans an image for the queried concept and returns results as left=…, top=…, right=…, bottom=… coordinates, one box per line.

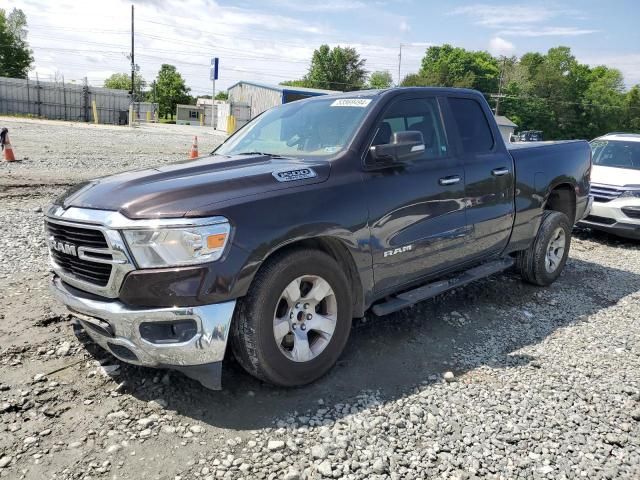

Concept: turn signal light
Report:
left=207, top=233, right=227, bottom=249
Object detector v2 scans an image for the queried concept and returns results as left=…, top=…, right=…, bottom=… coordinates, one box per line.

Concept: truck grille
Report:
left=590, top=184, right=623, bottom=203
left=45, top=221, right=113, bottom=287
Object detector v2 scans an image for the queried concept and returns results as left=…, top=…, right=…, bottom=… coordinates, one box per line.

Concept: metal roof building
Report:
left=227, top=81, right=340, bottom=119
left=495, top=115, right=518, bottom=143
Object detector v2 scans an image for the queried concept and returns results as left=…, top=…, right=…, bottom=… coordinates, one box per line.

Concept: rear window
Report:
left=449, top=98, right=494, bottom=153
left=591, top=139, right=640, bottom=170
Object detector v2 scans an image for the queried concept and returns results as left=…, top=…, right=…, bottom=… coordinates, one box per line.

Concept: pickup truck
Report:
left=46, top=87, right=592, bottom=390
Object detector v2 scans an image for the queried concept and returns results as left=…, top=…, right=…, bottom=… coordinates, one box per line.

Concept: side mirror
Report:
left=369, top=130, right=425, bottom=167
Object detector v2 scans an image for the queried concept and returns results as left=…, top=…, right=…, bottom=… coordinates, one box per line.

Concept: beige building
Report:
left=227, top=81, right=339, bottom=120
left=495, top=115, right=518, bottom=143
left=175, top=98, right=226, bottom=127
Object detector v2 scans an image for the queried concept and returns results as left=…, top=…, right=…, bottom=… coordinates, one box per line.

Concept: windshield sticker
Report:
left=330, top=99, right=371, bottom=108
left=272, top=168, right=317, bottom=182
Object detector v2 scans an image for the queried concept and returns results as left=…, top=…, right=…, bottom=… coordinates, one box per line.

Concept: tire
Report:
left=517, top=210, right=572, bottom=286
left=230, top=249, right=352, bottom=386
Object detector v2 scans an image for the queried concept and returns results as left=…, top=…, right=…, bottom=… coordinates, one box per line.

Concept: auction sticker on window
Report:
left=330, top=99, right=371, bottom=107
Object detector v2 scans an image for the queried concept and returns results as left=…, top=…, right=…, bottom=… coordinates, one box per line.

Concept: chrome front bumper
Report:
left=50, top=276, right=236, bottom=368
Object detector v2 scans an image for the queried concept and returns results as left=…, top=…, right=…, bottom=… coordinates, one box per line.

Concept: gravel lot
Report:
left=0, top=117, right=639, bottom=480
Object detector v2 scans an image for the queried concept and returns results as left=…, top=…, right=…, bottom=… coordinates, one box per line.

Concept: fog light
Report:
left=139, top=320, right=198, bottom=344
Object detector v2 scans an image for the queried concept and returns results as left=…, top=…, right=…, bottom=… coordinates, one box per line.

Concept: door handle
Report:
left=492, top=167, right=510, bottom=176
left=439, top=175, right=461, bottom=186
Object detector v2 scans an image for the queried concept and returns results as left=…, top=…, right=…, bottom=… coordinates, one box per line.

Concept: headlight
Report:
left=122, top=222, right=231, bottom=268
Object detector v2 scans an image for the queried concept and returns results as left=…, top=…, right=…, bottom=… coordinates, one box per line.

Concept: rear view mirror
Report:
left=369, top=130, right=425, bottom=167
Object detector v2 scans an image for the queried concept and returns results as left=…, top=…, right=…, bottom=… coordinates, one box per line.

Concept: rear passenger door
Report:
left=365, top=95, right=471, bottom=294
left=447, top=95, right=515, bottom=257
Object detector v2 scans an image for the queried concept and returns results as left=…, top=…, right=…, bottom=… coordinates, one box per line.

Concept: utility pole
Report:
left=494, top=56, right=507, bottom=116
left=397, top=44, right=403, bottom=87
left=130, top=5, right=135, bottom=103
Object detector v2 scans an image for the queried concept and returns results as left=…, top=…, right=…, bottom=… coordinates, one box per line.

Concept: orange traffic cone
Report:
left=189, top=136, right=199, bottom=159
left=1, top=129, right=16, bottom=162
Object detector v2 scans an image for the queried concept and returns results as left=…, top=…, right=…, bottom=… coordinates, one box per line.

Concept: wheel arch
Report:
left=255, top=236, right=366, bottom=318
left=544, top=182, right=577, bottom=224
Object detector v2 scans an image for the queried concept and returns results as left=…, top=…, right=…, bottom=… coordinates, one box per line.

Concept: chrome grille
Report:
left=590, top=184, right=624, bottom=203
left=45, top=220, right=113, bottom=287
left=45, top=221, right=109, bottom=248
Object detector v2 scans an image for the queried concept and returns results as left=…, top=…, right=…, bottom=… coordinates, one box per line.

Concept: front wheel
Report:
left=517, top=210, right=572, bottom=286
left=230, top=249, right=352, bottom=386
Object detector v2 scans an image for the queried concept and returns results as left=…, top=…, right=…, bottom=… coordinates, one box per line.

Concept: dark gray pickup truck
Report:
left=46, top=87, right=592, bottom=389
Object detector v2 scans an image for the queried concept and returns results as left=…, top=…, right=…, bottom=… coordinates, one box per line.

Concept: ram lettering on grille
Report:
left=49, top=237, right=77, bottom=256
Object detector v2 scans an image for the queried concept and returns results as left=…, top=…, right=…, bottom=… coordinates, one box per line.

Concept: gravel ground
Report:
left=0, top=117, right=639, bottom=480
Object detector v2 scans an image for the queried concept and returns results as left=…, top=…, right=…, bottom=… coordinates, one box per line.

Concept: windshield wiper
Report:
left=235, top=151, right=282, bottom=157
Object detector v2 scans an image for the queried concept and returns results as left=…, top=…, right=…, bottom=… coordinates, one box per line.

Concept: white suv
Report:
left=579, top=133, right=640, bottom=239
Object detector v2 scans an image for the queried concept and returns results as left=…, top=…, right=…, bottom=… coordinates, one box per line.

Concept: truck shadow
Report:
left=112, top=247, right=640, bottom=431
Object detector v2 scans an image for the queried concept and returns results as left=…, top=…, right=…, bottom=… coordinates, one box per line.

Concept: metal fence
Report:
left=0, top=76, right=132, bottom=124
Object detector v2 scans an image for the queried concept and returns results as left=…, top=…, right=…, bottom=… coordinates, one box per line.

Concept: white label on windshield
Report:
left=330, top=99, right=371, bottom=108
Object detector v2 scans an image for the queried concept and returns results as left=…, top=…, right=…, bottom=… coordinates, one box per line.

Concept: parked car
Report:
left=579, top=133, right=640, bottom=239
left=516, top=130, right=544, bottom=142
left=45, top=87, right=592, bottom=390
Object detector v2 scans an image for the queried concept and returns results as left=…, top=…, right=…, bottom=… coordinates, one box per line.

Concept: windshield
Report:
left=591, top=139, right=640, bottom=170
left=215, top=97, right=373, bottom=158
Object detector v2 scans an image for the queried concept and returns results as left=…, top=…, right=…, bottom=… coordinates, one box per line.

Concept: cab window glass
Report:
left=449, top=97, right=494, bottom=153
left=371, top=98, right=448, bottom=158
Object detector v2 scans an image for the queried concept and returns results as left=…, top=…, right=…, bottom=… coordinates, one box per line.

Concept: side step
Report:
left=371, top=257, right=515, bottom=316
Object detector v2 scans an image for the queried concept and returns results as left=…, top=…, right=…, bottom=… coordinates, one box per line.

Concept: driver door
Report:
left=363, top=96, right=470, bottom=294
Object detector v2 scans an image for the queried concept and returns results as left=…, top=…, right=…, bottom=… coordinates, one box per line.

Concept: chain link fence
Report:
left=0, top=76, right=132, bottom=125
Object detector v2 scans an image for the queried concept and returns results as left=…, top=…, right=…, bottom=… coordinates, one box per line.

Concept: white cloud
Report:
left=488, top=37, right=515, bottom=56
left=399, top=20, right=411, bottom=33
left=498, top=27, right=598, bottom=37
left=0, top=0, right=418, bottom=93
left=451, top=3, right=596, bottom=37
left=264, top=0, right=366, bottom=12
left=451, top=4, right=557, bottom=27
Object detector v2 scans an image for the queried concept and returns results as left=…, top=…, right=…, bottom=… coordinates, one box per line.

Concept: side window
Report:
left=449, top=97, right=494, bottom=153
left=371, top=98, right=448, bottom=159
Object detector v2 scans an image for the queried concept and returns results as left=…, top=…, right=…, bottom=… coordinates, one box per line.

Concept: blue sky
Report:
left=2, top=0, right=639, bottom=93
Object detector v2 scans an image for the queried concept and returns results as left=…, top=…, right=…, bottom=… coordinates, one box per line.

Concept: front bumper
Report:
left=51, top=276, right=236, bottom=388
left=578, top=197, right=640, bottom=240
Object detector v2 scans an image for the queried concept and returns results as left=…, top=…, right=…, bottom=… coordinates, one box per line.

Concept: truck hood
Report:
left=59, top=154, right=330, bottom=219
left=591, top=165, right=640, bottom=187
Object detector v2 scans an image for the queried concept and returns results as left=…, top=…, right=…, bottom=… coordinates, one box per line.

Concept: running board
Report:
left=371, top=257, right=515, bottom=316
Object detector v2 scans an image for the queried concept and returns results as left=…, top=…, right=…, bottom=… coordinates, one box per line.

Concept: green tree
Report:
left=155, top=64, right=191, bottom=118
left=368, top=70, right=393, bottom=89
left=581, top=66, right=625, bottom=137
left=215, top=91, right=228, bottom=101
left=400, top=73, right=430, bottom=87
left=625, top=85, right=640, bottom=132
left=418, top=44, right=500, bottom=93
left=104, top=72, right=146, bottom=94
left=0, top=8, right=33, bottom=78
left=280, top=79, right=310, bottom=88
left=303, top=45, right=367, bottom=91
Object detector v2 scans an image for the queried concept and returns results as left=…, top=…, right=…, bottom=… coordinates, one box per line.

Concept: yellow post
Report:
left=146, top=111, right=151, bottom=123
left=200, top=113, right=204, bottom=126
left=92, top=100, right=99, bottom=124
left=227, top=115, right=236, bottom=133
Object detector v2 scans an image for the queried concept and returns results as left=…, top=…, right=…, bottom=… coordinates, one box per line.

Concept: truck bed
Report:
left=506, top=139, right=592, bottom=252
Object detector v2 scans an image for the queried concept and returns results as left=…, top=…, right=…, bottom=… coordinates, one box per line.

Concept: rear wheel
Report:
left=231, top=249, right=352, bottom=386
left=518, top=210, right=572, bottom=286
